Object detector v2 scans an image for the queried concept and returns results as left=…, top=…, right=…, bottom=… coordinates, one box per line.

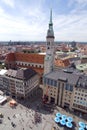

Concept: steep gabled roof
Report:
left=5, top=53, right=15, bottom=62
left=16, top=68, right=37, bottom=80
left=5, top=68, right=37, bottom=80
left=15, top=53, right=45, bottom=64
left=5, top=52, right=45, bottom=64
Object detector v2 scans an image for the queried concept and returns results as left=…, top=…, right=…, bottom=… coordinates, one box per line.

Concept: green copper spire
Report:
left=47, top=9, right=54, bottom=38
left=50, top=9, right=52, bottom=24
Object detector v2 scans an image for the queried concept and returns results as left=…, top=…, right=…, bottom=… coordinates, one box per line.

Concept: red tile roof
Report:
left=6, top=52, right=45, bottom=64
left=15, top=53, right=45, bottom=64
left=5, top=53, right=15, bottom=62
left=55, top=58, right=70, bottom=67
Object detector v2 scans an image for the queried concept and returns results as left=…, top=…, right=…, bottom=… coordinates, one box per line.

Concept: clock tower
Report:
left=44, top=9, right=55, bottom=75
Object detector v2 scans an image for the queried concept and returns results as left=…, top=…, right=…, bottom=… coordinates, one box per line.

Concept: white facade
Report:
left=5, top=72, right=39, bottom=98
left=15, top=75, right=39, bottom=97
left=16, top=61, right=44, bottom=68
left=0, top=69, right=7, bottom=89
left=15, top=80, right=24, bottom=95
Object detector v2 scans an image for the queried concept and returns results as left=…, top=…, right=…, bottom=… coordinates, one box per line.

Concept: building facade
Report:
left=4, top=68, right=39, bottom=99
left=5, top=53, right=45, bottom=83
left=43, top=10, right=87, bottom=113
left=43, top=69, right=87, bottom=113
left=0, top=69, right=7, bottom=90
left=72, top=76, right=87, bottom=113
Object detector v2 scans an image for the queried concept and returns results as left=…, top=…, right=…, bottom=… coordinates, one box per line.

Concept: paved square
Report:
left=0, top=96, right=87, bottom=130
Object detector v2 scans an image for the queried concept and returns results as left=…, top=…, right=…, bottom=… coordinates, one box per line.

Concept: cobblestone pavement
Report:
left=0, top=94, right=87, bottom=130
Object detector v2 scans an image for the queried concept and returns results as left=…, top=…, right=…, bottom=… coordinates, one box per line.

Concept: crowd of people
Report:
left=34, top=111, right=42, bottom=124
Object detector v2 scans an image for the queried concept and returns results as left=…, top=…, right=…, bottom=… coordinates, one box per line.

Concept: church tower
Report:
left=44, top=9, right=55, bottom=75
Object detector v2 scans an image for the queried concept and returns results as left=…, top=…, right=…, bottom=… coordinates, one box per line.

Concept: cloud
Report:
left=68, top=0, right=87, bottom=5
left=0, top=3, right=47, bottom=41
left=0, top=7, right=4, bottom=13
left=54, top=12, right=87, bottom=41
left=1, top=0, right=15, bottom=8
left=68, top=0, right=87, bottom=9
left=51, top=0, right=87, bottom=41
left=75, top=0, right=87, bottom=4
left=0, top=0, right=87, bottom=41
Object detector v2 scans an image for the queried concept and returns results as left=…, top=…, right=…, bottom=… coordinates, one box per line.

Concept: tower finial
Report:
left=50, top=9, right=52, bottom=24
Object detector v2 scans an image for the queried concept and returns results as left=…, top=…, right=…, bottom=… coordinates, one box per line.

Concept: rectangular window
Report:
left=54, top=80, right=57, bottom=87
left=43, top=78, right=46, bottom=84
left=49, top=79, right=51, bottom=85
left=65, top=84, right=73, bottom=91
left=51, top=80, right=53, bottom=86
left=47, top=79, right=49, bottom=84
left=65, top=84, right=69, bottom=90
left=70, top=85, right=73, bottom=91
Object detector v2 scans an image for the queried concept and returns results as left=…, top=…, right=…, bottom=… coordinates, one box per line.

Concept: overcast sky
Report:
left=0, top=0, right=87, bottom=42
